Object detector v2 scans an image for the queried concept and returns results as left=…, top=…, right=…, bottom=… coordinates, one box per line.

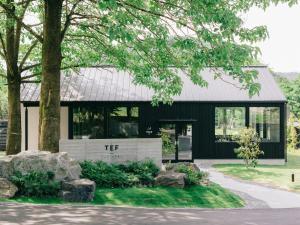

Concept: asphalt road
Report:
left=1, top=203, right=300, bottom=225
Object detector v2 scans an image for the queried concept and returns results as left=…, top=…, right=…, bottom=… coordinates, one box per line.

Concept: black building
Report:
left=21, top=66, right=287, bottom=162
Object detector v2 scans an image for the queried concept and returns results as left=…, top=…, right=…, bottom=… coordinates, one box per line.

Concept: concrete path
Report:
left=1, top=203, right=300, bottom=225
left=199, top=165, right=300, bottom=208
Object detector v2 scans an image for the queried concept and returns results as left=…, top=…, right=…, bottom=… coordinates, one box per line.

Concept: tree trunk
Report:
left=5, top=0, right=21, bottom=155
left=39, top=0, right=63, bottom=152
left=6, top=77, right=21, bottom=155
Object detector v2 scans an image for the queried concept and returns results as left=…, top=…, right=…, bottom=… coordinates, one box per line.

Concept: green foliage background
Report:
left=0, top=80, right=7, bottom=120
left=277, top=76, right=300, bottom=118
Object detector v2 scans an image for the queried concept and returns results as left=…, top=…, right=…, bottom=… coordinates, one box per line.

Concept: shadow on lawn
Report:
left=219, top=167, right=278, bottom=181
left=92, top=185, right=244, bottom=208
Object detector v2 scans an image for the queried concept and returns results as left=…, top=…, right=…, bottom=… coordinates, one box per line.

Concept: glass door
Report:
left=160, top=123, right=176, bottom=161
left=177, top=123, right=192, bottom=161
left=160, top=122, right=192, bottom=162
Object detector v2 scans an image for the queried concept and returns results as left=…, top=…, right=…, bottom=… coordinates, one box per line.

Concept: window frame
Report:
left=249, top=106, right=280, bottom=143
left=108, top=106, right=139, bottom=138
left=70, top=104, right=140, bottom=139
left=214, top=106, right=246, bottom=142
left=214, top=105, right=282, bottom=144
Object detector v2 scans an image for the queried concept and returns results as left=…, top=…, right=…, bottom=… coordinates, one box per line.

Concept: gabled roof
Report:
left=21, top=66, right=286, bottom=102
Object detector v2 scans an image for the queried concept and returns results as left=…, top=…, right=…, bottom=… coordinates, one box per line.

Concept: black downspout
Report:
left=68, top=105, right=73, bottom=139
left=245, top=106, right=249, bottom=127
left=25, top=107, right=28, bottom=151
left=283, top=103, right=287, bottom=163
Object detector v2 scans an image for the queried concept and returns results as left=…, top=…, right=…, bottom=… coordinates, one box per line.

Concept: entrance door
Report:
left=160, top=122, right=192, bottom=162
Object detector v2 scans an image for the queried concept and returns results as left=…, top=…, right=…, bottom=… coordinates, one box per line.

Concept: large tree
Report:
left=0, top=0, right=104, bottom=153
left=38, top=0, right=63, bottom=152
left=0, top=0, right=42, bottom=155
left=2, top=0, right=296, bottom=153
left=39, top=0, right=297, bottom=152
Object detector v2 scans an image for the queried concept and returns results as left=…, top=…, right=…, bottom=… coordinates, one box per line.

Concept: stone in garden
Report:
left=0, top=151, right=81, bottom=181
left=0, top=157, right=13, bottom=179
left=60, top=179, right=96, bottom=202
left=0, top=178, right=18, bottom=198
left=188, top=163, right=201, bottom=173
left=155, top=172, right=186, bottom=188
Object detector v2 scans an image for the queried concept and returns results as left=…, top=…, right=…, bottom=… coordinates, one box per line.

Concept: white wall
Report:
left=21, top=104, right=25, bottom=151
left=60, top=138, right=162, bottom=167
left=21, top=105, right=69, bottom=151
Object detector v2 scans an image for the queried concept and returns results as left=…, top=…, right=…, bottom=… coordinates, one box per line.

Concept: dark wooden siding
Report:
left=24, top=101, right=287, bottom=159
left=138, top=102, right=286, bottom=160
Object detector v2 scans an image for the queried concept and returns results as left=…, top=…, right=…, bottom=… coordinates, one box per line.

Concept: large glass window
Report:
left=215, top=107, right=246, bottom=141
left=73, top=106, right=105, bottom=139
left=108, top=107, right=139, bottom=138
left=250, top=107, right=280, bottom=142
left=73, top=106, right=139, bottom=139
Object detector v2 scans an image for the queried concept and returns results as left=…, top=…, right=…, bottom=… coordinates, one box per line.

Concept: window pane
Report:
left=215, top=107, right=245, bottom=141
left=250, top=107, right=280, bottom=142
left=109, top=107, right=139, bottom=138
left=73, top=106, right=105, bottom=139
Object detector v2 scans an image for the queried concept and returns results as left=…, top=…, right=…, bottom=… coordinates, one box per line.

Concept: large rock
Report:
left=155, top=172, right=186, bottom=188
left=0, top=151, right=81, bottom=181
left=0, top=178, right=18, bottom=198
left=0, top=157, right=13, bottom=180
left=60, top=179, right=96, bottom=202
left=165, top=162, right=200, bottom=173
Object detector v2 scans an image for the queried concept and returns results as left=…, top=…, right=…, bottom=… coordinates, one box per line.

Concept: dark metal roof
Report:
left=21, top=66, right=286, bottom=102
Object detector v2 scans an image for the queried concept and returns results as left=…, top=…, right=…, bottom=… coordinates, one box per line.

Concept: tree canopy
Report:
left=0, top=0, right=297, bottom=153
left=277, top=75, right=300, bottom=118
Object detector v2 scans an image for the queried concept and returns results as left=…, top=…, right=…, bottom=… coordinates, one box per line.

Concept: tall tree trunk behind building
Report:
left=39, top=0, right=63, bottom=152
left=5, top=0, right=21, bottom=155
left=6, top=76, right=21, bottom=155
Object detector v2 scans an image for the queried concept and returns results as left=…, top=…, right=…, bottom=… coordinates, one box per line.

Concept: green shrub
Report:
left=287, top=114, right=299, bottom=151
left=160, top=129, right=176, bottom=156
left=175, top=164, right=208, bottom=186
left=80, top=161, right=130, bottom=188
left=234, top=127, right=264, bottom=168
left=10, top=171, right=61, bottom=197
left=80, top=160, right=160, bottom=188
left=117, top=160, right=160, bottom=185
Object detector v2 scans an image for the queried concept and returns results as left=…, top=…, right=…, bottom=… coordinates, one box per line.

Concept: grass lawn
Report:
left=1, top=184, right=244, bottom=208
left=214, top=151, right=300, bottom=192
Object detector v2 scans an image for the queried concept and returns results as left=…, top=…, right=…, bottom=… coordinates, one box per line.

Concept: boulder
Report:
left=0, top=178, right=18, bottom=198
left=60, top=179, right=96, bottom=202
left=0, top=157, right=13, bottom=179
left=0, top=151, right=81, bottom=181
left=155, top=172, right=186, bottom=188
left=188, top=163, right=201, bottom=173
left=164, top=162, right=200, bottom=173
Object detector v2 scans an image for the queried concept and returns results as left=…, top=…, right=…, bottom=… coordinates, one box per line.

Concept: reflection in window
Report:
left=215, top=107, right=245, bottom=141
left=109, top=107, right=139, bottom=138
left=250, top=107, right=280, bottom=142
left=73, top=106, right=105, bottom=139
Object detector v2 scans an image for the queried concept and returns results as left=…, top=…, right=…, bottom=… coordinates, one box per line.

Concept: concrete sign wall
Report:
left=60, top=138, right=162, bottom=167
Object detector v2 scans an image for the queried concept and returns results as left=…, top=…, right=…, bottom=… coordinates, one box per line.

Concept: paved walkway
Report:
left=1, top=203, right=300, bottom=225
left=198, top=165, right=300, bottom=208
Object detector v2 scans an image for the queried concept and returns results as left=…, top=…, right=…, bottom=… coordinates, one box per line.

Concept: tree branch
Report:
left=19, top=40, right=39, bottom=72
left=0, top=1, right=43, bottom=43
left=21, top=62, right=40, bottom=72
left=21, top=72, right=40, bottom=80
left=117, top=1, right=196, bottom=32
left=20, top=64, right=112, bottom=81
left=61, top=0, right=81, bottom=42
left=0, top=32, right=7, bottom=61
left=14, top=0, right=32, bottom=62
